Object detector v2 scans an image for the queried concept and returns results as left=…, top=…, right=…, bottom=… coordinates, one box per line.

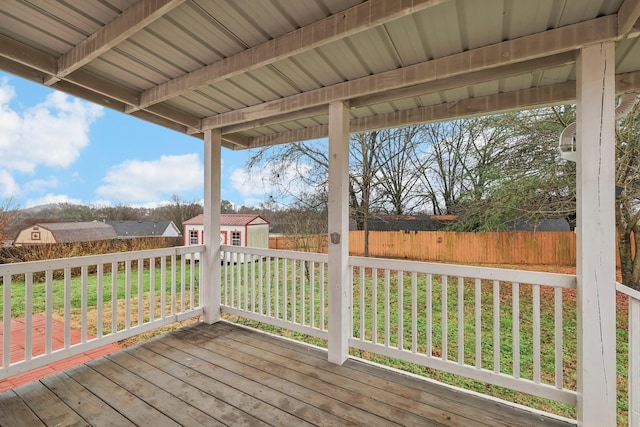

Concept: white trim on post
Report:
left=327, top=101, right=351, bottom=365
left=575, top=42, right=617, bottom=427
left=203, top=128, right=222, bottom=324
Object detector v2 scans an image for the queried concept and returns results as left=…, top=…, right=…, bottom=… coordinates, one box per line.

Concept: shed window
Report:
left=231, top=231, right=241, bottom=246
left=189, top=230, right=199, bottom=245
left=31, top=231, right=41, bottom=240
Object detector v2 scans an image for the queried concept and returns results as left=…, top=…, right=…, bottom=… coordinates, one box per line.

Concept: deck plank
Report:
left=226, top=324, right=573, bottom=427
left=189, top=326, right=450, bottom=426
left=40, top=372, right=133, bottom=427
left=132, top=341, right=350, bottom=427
left=169, top=327, right=428, bottom=426
left=66, top=364, right=181, bottom=427
left=87, top=358, right=234, bottom=426
left=108, top=348, right=287, bottom=426
left=12, top=380, right=88, bottom=426
left=0, top=390, right=44, bottom=427
left=208, top=326, right=485, bottom=427
left=0, top=321, right=577, bottom=427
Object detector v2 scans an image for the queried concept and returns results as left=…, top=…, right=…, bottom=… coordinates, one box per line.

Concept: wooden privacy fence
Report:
left=271, top=231, right=585, bottom=266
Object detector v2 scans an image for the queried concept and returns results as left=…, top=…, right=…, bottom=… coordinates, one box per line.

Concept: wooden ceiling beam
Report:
left=618, top=0, right=640, bottom=37
left=202, top=15, right=618, bottom=130
left=53, top=0, right=186, bottom=81
left=351, top=52, right=577, bottom=108
left=245, top=70, right=640, bottom=147
left=135, top=0, right=447, bottom=110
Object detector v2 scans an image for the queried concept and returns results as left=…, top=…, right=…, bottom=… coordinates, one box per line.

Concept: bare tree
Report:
left=0, top=197, right=22, bottom=243
left=615, top=97, right=640, bottom=290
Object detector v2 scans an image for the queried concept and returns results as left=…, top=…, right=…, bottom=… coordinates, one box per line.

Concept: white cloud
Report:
left=96, top=153, right=203, bottom=204
left=0, top=169, right=19, bottom=197
left=0, top=79, right=103, bottom=173
left=23, top=176, right=59, bottom=193
left=25, top=193, right=83, bottom=208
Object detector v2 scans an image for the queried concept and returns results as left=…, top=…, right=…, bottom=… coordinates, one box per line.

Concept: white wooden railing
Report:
left=0, top=245, right=204, bottom=379
left=617, top=282, right=640, bottom=426
left=348, top=256, right=577, bottom=405
left=220, top=246, right=578, bottom=407
left=220, top=245, right=329, bottom=339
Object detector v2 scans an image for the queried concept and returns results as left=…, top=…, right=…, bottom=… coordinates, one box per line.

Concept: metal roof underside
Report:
left=1, top=0, right=640, bottom=150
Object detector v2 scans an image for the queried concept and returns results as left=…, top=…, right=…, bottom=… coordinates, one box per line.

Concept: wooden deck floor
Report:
left=0, top=322, right=575, bottom=426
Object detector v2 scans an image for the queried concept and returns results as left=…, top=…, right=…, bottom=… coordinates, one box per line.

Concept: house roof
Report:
left=105, top=220, right=179, bottom=237
left=35, top=222, right=117, bottom=243
left=0, top=1, right=639, bottom=151
left=183, top=214, right=269, bottom=227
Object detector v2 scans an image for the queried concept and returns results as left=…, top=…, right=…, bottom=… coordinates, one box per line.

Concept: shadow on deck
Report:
left=0, top=321, right=575, bottom=426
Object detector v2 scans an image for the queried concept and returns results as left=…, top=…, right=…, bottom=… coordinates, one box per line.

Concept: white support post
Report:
left=203, top=128, right=222, bottom=324
left=575, top=42, right=617, bottom=427
left=327, top=101, right=351, bottom=365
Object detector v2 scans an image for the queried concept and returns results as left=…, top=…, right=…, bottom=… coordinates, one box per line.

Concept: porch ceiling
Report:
left=1, top=0, right=640, bottom=150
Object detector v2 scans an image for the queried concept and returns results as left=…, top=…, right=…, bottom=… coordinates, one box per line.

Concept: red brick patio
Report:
left=0, top=315, right=120, bottom=391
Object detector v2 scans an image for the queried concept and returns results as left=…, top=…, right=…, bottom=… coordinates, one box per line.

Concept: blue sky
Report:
left=0, top=71, right=278, bottom=209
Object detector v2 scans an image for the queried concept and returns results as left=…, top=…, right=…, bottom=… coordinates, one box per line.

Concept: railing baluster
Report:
left=244, top=257, right=249, bottom=311
left=398, top=270, right=404, bottom=351
left=554, top=286, right=563, bottom=389
left=64, top=267, right=71, bottom=348
left=138, top=259, right=144, bottom=326
left=533, top=284, right=541, bottom=384
left=259, top=256, right=264, bottom=315
left=301, top=260, right=306, bottom=326
left=171, top=254, right=177, bottom=315
left=97, top=264, right=104, bottom=338
left=292, top=259, right=297, bottom=323
left=457, top=276, right=464, bottom=364
left=180, top=255, right=186, bottom=313
left=81, top=265, right=88, bottom=343
left=309, top=261, right=315, bottom=328
left=3, top=275, right=11, bottom=368
left=492, top=279, right=499, bottom=373
left=46, top=270, right=53, bottom=355
left=426, top=273, right=432, bottom=356
left=223, top=250, right=228, bottom=306
left=25, top=273, right=33, bottom=361
left=372, top=268, right=378, bottom=344
left=149, top=257, right=155, bottom=321
left=111, top=262, right=118, bottom=332
left=283, top=258, right=288, bottom=321
left=189, top=254, right=194, bottom=310
left=320, top=262, right=325, bottom=331
left=512, top=282, right=520, bottom=379
left=266, top=257, right=271, bottom=317
left=274, top=257, right=279, bottom=319
left=251, top=254, right=256, bottom=312
left=411, top=272, right=417, bottom=353
left=160, top=257, right=166, bottom=319
left=442, top=275, right=448, bottom=361
left=125, top=261, right=131, bottom=330
left=475, top=278, right=481, bottom=369
left=384, top=269, right=390, bottom=347
left=360, top=266, right=365, bottom=340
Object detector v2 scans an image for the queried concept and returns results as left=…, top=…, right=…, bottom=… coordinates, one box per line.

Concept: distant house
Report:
left=106, top=220, right=181, bottom=238
left=13, top=222, right=117, bottom=246
left=183, top=214, right=270, bottom=249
